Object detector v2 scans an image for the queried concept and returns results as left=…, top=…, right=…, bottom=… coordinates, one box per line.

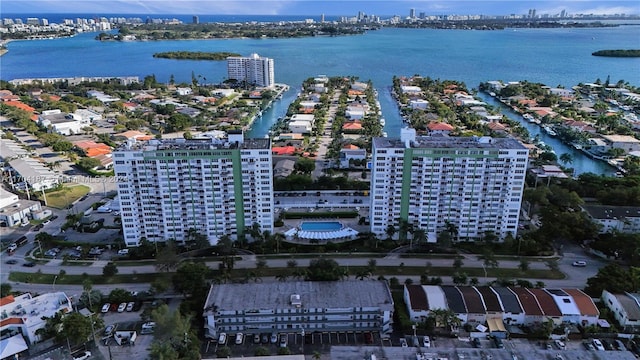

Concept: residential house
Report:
left=457, top=286, right=486, bottom=325
left=404, top=284, right=430, bottom=322
left=38, top=109, right=89, bottom=135
left=8, top=158, right=60, bottom=191
left=342, top=121, right=362, bottom=132
left=528, top=288, right=563, bottom=325
left=600, top=134, right=640, bottom=154
left=409, top=99, right=429, bottom=110
left=273, top=159, right=296, bottom=178
left=400, top=85, right=422, bottom=96
left=289, top=120, right=313, bottom=134
left=0, top=188, right=43, bottom=227
left=582, top=205, right=640, bottom=234
left=491, top=287, right=524, bottom=325
left=563, top=289, right=599, bottom=326
left=545, top=289, right=581, bottom=324
left=441, top=286, right=468, bottom=324
left=339, top=145, right=367, bottom=168
left=74, top=109, right=102, bottom=122
left=509, top=287, right=545, bottom=324
left=426, top=122, right=454, bottom=135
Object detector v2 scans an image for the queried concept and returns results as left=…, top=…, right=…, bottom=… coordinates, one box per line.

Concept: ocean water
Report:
left=2, top=24, right=639, bottom=174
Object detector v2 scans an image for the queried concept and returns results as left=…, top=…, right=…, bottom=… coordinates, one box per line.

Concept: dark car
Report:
left=472, top=338, right=481, bottom=348
left=23, top=261, right=36, bottom=267
left=261, top=334, right=269, bottom=344
left=33, top=224, right=44, bottom=231
left=51, top=215, right=59, bottom=220
left=5, top=259, right=18, bottom=265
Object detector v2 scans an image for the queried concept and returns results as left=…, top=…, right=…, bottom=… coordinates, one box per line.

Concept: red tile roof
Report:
left=4, top=101, right=35, bottom=113
left=427, top=122, right=454, bottom=131
left=528, top=288, right=562, bottom=317
left=342, top=122, right=363, bottom=130
left=406, top=285, right=429, bottom=311
left=0, top=295, right=15, bottom=306
left=272, top=146, right=297, bottom=155
left=343, top=144, right=360, bottom=150
left=563, top=289, right=600, bottom=317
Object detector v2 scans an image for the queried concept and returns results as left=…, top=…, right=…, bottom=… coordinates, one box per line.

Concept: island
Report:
left=153, top=51, right=241, bottom=60
left=592, top=49, right=640, bottom=57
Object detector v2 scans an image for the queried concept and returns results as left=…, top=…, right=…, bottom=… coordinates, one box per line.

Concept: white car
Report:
left=118, top=249, right=129, bottom=255
left=400, top=338, right=408, bottom=347
left=554, top=339, right=566, bottom=349
left=101, top=303, right=110, bottom=313
left=218, top=332, right=227, bottom=345
left=235, top=332, right=244, bottom=345
left=572, top=261, right=587, bottom=267
left=117, top=302, right=127, bottom=312
left=73, top=351, right=92, bottom=360
left=126, top=302, right=135, bottom=312
left=423, top=336, right=431, bottom=348
left=592, top=339, right=605, bottom=351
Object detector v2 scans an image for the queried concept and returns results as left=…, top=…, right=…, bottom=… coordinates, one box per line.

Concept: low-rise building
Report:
left=273, top=159, right=295, bottom=178
left=409, top=99, right=429, bottom=110
left=600, top=134, right=640, bottom=154
left=289, top=120, right=313, bottom=134
left=339, top=145, right=366, bottom=168
left=203, top=281, right=394, bottom=340
left=8, top=158, right=60, bottom=191
left=38, top=109, right=90, bottom=135
left=0, top=188, right=43, bottom=227
left=583, top=205, right=640, bottom=234
left=0, top=292, right=73, bottom=345
left=491, top=287, right=524, bottom=325
left=602, top=290, right=640, bottom=332
left=563, top=289, right=599, bottom=326
left=545, top=289, right=581, bottom=324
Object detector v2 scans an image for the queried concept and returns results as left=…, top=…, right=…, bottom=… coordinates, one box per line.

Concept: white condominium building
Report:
left=227, top=53, right=275, bottom=88
left=113, top=131, right=274, bottom=247
left=370, top=128, right=529, bottom=242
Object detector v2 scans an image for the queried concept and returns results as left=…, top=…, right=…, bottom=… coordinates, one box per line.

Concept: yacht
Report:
left=379, top=118, right=386, bottom=126
left=542, top=125, right=557, bottom=136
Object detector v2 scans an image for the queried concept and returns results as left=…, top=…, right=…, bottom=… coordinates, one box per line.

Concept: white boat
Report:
left=489, top=92, right=496, bottom=97
left=522, top=114, right=535, bottom=123
left=379, top=118, right=386, bottom=126
left=543, top=125, right=557, bottom=136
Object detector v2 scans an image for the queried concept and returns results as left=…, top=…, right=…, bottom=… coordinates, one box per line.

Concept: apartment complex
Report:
left=370, top=128, right=529, bottom=242
left=227, top=53, right=275, bottom=88
left=203, top=281, right=394, bottom=340
left=113, top=131, right=274, bottom=247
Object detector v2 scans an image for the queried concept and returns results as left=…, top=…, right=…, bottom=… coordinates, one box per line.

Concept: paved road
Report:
left=2, top=244, right=605, bottom=294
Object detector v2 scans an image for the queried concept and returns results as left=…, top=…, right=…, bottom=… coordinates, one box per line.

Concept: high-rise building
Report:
left=193, top=15, right=199, bottom=24
left=410, top=8, right=416, bottom=19
left=369, top=128, right=529, bottom=242
left=227, top=53, right=275, bottom=88
left=113, top=132, right=274, bottom=247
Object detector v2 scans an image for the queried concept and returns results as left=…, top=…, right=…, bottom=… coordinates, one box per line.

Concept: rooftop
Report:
left=119, top=137, right=270, bottom=152
left=475, top=286, right=503, bottom=313
left=440, top=285, right=467, bottom=313
left=203, top=281, right=393, bottom=314
left=405, top=285, right=429, bottom=311
left=457, top=286, right=485, bottom=314
left=373, top=135, right=527, bottom=151
left=615, top=293, right=640, bottom=321
left=563, top=289, right=599, bottom=317
left=509, top=287, right=543, bottom=316
left=583, top=205, right=640, bottom=220
left=601, top=134, right=640, bottom=143
left=528, top=288, right=562, bottom=317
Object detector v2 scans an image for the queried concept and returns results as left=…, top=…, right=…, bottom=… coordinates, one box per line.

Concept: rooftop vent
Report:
left=290, top=294, right=302, bottom=307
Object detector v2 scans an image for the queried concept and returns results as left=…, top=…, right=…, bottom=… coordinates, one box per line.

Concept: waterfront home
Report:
left=487, top=122, right=508, bottom=134
left=426, top=121, right=454, bottom=135
left=583, top=205, right=640, bottom=234
left=345, top=104, right=368, bottom=120
left=342, top=121, right=363, bottom=132
left=38, top=109, right=89, bottom=135
left=299, top=100, right=320, bottom=111
left=409, top=99, right=429, bottom=110
left=547, top=87, right=575, bottom=97
left=562, top=119, right=597, bottom=134
left=400, top=85, right=422, bottom=96
left=531, top=165, right=570, bottom=182
left=73, top=140, right=112, bottom=157
left=351, top=81, right=368, bottom=91
left=600, top=134, right=640, bottom=154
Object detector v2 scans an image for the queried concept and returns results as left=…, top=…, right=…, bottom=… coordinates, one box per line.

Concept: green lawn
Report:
left=39, top=184, right=91, bottom=209
left=8, top=265, right=564, bottom=285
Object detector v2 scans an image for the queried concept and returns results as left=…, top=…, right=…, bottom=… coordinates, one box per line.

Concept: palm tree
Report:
left=559, top=153, right=573, bottom=166
left=385, top=224, right=396, bottom=241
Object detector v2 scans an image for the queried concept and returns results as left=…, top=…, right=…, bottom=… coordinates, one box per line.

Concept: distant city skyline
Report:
left=3, top=0, right=639, bottom=17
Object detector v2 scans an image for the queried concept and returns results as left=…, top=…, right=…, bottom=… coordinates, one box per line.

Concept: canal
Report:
left=478, top=94, right=617, bottom=177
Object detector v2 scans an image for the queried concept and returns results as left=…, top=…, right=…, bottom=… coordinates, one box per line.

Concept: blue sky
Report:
left=2, top=1, right=639, bottom=16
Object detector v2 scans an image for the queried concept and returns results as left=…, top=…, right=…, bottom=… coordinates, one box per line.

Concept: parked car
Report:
left=572, top=261, right=587, bottom=267
left=270, top=333, right=278, bottom=344
left=5, top=259, right=18, bottom=265
left=592, top=339, right=605, bottom=351
left=423, top=336, right=431, bottom=348
left=554, top=339, right=566, bottom=350
left=472, top=337, right=481, bottom=348
left=583, top=341, right=595, bottom=350
left=235, top=333, right=244, bottom=345
left=51, top=215, right=58, bottom=220
left=117, top=302, right=127, bottom=312
left=261, top=333, right=269, bottom=344
left=118, top=249, right=129, bottom=256
left=72, top=351, right=92, bottom=360
left=279, top=334, right=288, bottom=347
left=104, top=324, right=116, bottom=336
left=493, top=337, right=505, bottom=349
left=126, top=302, right=135, bottom=312
left=22, top=261, right=36, bottom=267
left=218, top=332, right=227, bottom=345
left=101, top=303, right=110, bottom=313
left=253, top=334, right=261, bottom=344
left=614, top=339, right=627, bottom=351
left=400, top=338, right=408, bottom=347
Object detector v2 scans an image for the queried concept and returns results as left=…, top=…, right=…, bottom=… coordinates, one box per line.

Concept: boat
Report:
left=522, top=114, right=535, bottom=123
left=379, top=118, right=386, bottom=126
left=489, top=92, right=496, bottom=97
left=542, top=125, right=557, bottom=137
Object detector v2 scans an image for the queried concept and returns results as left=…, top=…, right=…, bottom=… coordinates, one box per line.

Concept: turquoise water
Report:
left=300, top=221, right=343, bottom=232
left=2, top=25, right=639, bottom=175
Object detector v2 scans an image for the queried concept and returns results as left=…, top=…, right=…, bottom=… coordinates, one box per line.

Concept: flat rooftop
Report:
left=204, top=281, right=393, bottom=314
left=373, top=135, right=527, bottom=151
left=119, top=137, right=270, bottom=152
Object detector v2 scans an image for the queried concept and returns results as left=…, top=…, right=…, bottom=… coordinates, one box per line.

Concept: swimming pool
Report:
left=299, top=221, right=343, bottom=232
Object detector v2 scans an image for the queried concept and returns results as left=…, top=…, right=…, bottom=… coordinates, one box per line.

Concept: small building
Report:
left=404, top=284, right=430, bottom=322
left=0, top=292, right=73, bottom=345
left=440, top=285, right=468, bottom=324
left=400, top=85, right=422, bottom=95
left=38, top=109, right=90, bottom=136
left=339, top=146, right=367, bottom=168
left=582, top=205, right=640, bottom=234
left=273, top=159, right=295, bottom=178
left=601, top=290, right=640, bottom=332
left=426, top=122, right=454, bottom=135
left=176, top=87, right=193, bottom=96
left=8, top=158, right=60, bottom=191
left=0, top=188, right=43, bottom=227
left=203, top=281, right=394, bottom=340
left=528, top=288, right=563, bottom=325
left=288, top=120, right=313, bottom=134
left=457, top=286, right=486, bottom=325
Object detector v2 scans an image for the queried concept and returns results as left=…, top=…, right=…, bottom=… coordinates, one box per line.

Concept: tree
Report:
left=294, top=157, right=315, bottom=174
left=585, top=263, right=640, bottom=296
left=559, top=153, right=573, bottom=166
left=59, top=312, right=98, bottom=345
left=518, top=259, right=530, bottom=272
left=482, top=250, right=499, bottom=269
left=0, top=283, right=12, bottom=297
left=155, top=242, right=180, bottom=272
left=149, top=304, right=201, bottom=360
left=173, top=261, right=209, bottom=298
left=103, top=262, right=118, bottom=277
left=78, top=157, right=101, bottom=171
left=385, top=224, right=396, bottom=241
left=287, top=259, right=298, bottom=269
left=452, top=272, right=468, bottom=285
left=453, top=258, right=463, bottom=270
left=306, top=258, right=346, bottom=281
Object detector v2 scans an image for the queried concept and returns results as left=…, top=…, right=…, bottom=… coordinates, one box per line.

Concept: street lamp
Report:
left=52, top=275, right=58, bottom=291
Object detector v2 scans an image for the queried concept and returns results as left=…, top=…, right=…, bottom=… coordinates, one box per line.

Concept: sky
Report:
left=2, top=0, right=639, bottom=17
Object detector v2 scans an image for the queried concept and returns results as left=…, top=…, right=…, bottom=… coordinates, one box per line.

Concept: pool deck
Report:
left=279, top=217, right=369, bottom=244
